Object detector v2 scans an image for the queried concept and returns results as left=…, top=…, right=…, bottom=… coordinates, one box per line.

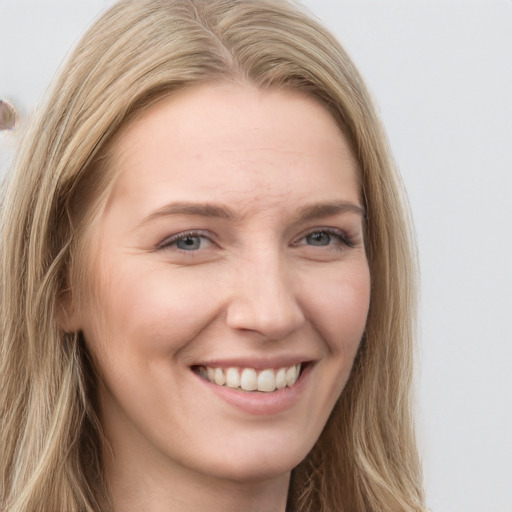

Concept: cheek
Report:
left=83, top=259, right=223, bottom=359
left=304, top=262, right=371, bottom=356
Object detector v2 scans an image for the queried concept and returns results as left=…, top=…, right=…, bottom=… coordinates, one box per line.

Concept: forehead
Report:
left=106, top=83, right=360, bottom=217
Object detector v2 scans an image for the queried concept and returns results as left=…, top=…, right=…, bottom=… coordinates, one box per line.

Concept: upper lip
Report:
left=192, top=355, right=315, bottom=371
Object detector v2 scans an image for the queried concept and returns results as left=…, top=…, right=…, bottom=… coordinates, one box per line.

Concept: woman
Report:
left=0, top=1, right=425, bottom=511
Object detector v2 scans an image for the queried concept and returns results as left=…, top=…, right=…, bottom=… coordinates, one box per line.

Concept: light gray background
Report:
left=1, top=1, right=511, bottom=511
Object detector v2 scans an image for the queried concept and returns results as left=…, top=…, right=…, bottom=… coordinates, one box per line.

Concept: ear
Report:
left=56, top=287, right=82, bottom=333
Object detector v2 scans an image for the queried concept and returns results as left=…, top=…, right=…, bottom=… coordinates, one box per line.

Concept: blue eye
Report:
left=296, top=228, right=354, bottom=250
left=158, top=231, right=212, bottom=252
left=176, top=235, right=203, bottom=251
left=305, top=231, right=332, bottom=246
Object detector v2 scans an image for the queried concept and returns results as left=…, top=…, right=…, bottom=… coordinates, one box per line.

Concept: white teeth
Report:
left=197, top=363, right=302, bottom=392
left=257, top=369, right=276, bottom=392
left=286, top=365, right=299, bottom=387
left=225, top=367, right=240, bottom=388
left=240, top=368, right=258, bottom=391
left=214, top=367, right=225, bottom=386
left=275, top=367, right=287, bottom=389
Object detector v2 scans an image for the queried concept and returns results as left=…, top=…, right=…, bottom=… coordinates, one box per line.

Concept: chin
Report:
left=189, top=432, right=315, bottom=483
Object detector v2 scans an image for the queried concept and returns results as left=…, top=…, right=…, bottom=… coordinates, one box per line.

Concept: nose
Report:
left=225, top=250, right=306, bottom=340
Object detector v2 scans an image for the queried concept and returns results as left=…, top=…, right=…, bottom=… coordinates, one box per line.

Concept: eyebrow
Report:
left=141, top=202, right=237, bottom=225
left=140, top=200, right=365, bottom=226
left=294, top=201, right=365, bottom=222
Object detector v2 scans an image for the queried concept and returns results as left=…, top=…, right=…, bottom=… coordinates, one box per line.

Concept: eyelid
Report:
left=155, top=226, right=358, bottom=252
left=156, top=230, right=214, bottom=251
left=293, top=227, right=356, bottom=248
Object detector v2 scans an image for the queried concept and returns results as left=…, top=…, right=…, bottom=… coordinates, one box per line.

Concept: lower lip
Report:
left=193, top=364, right=312, bottom=415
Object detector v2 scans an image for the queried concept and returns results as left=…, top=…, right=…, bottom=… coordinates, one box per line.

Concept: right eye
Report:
left=157, top=231, right=213, bottom=252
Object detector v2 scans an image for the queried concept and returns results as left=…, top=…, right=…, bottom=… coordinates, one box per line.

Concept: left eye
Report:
left=294, top=229, right=353, bottom=250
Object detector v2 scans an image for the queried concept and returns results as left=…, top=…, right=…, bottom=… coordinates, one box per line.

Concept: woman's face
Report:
left=71, top=84, right=370, bottom=485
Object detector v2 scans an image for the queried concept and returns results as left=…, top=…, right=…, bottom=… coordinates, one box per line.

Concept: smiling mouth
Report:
left=192, top=363, right=305, bottom=393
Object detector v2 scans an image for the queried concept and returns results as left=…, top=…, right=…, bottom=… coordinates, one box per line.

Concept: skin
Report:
left=66, top=83, right=371, bottom=512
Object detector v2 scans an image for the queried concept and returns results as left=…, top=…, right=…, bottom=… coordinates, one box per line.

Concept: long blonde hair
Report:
left=1, top=1, right=425, bottom=510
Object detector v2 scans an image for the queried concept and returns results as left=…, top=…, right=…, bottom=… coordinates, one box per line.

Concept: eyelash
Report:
left=293, top=228, right=356, bottom=250
left=157, top=230, right=212, bottom=251
left=156, top=228, right=356, bottom=253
